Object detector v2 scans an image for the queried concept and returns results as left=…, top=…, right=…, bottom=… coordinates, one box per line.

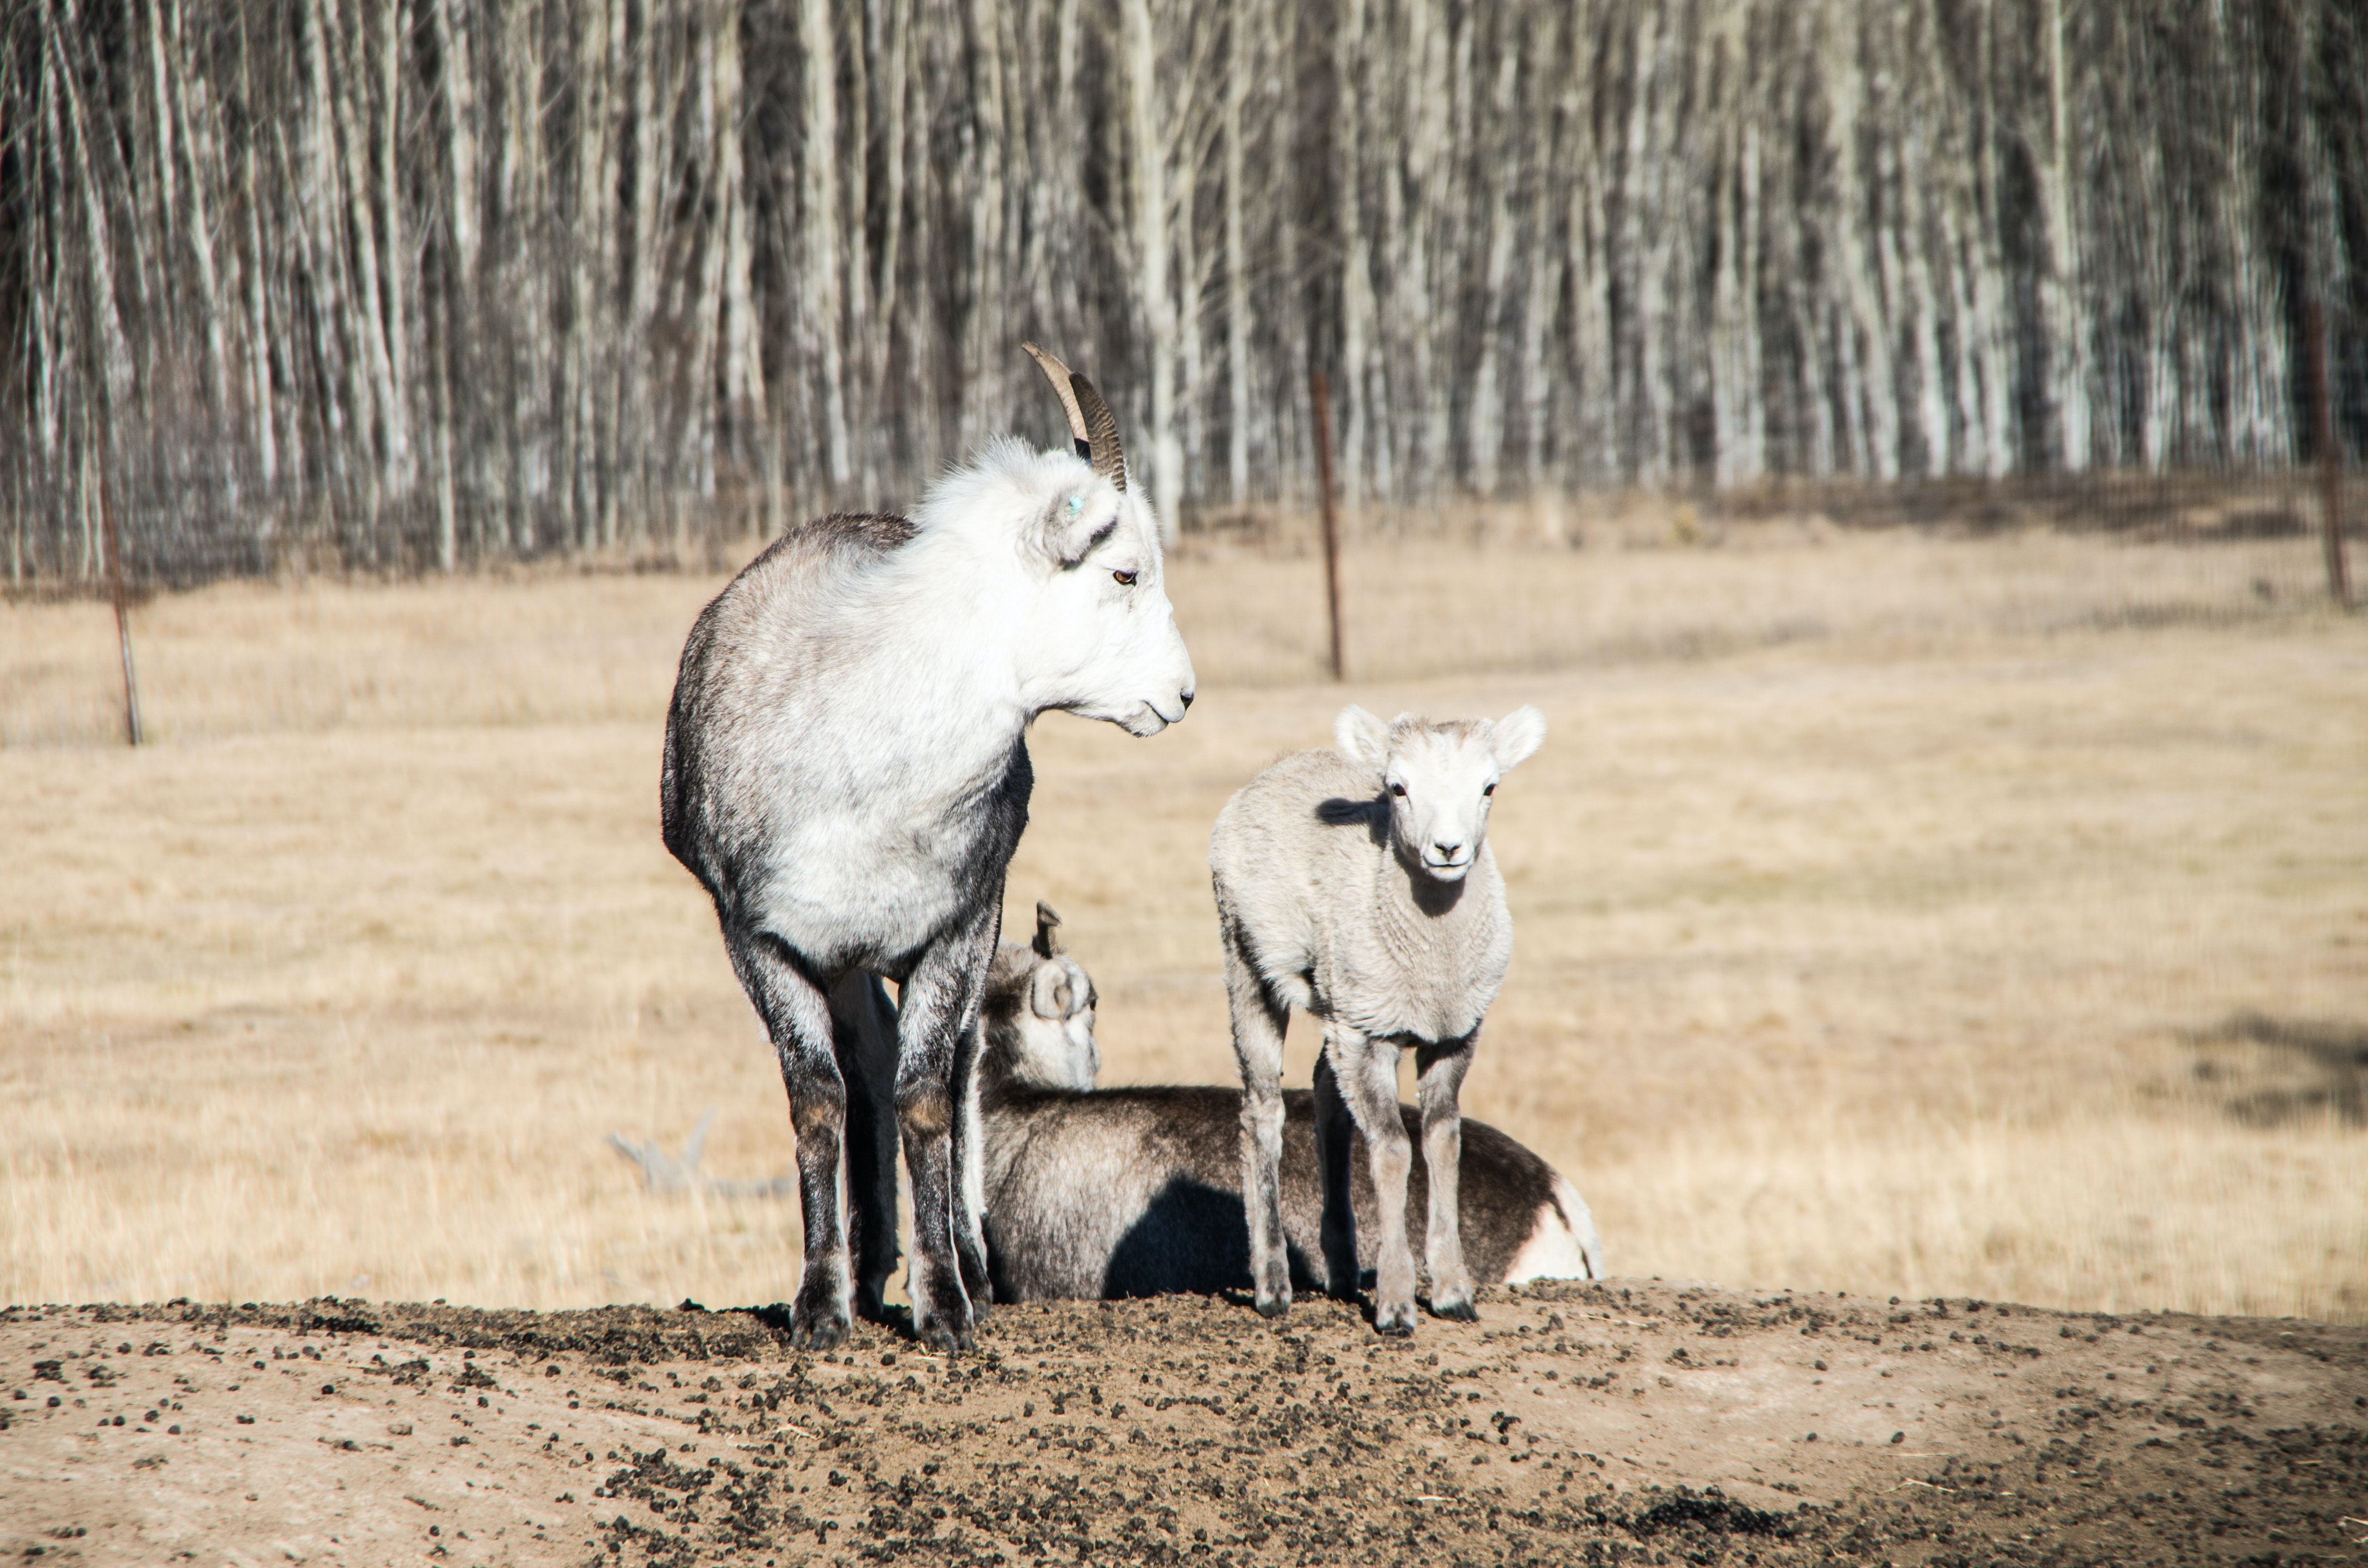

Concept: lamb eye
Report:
left=1112, top=569, right=1138, bottom=586
left=1483, top=782, right=1497, bottom=796
left=1387, top=783, right=1406, bottom=798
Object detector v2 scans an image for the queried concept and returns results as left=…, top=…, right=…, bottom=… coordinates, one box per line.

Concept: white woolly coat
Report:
left=1209, top=747, right=1512, bottom=1044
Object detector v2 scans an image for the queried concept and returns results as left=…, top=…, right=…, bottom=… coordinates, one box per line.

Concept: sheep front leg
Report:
left=893, top=913, right=996, bottom=1352
left=1415, top=1034, right=1478, bottom=1322
left=728, top=929, right=854, bottom=1350
left=1221, top=919, right=1292, bottom=1318
left=1327, top=1024, right=1418, bottom=1335
left=949, top=992, right=994, bottom=1313
left=1310, top=1047, right=1360, bottom=1301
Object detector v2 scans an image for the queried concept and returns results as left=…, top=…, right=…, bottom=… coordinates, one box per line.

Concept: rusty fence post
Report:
left=2306, top=298, right=2351, bottom=611
left=1310, top=369, right=1345, bottom=681
left=97, top=449, right=142, bottom=746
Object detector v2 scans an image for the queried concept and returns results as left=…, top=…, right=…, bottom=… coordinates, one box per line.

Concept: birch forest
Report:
left=4, top=0, right=2363, bottom=580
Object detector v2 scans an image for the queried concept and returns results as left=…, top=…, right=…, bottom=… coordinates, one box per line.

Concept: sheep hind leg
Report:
left=729, top=930, right=854, bottom=1350
left=1311, top=1049, right=1361, bottom=1302
left=1415, top=1035, right=1478, bottom=1322
left=892, top=915, right=996, bottom=1352
left=1329, top=1025, right=1418, bottom=1335
left=830, top=974, right=902, bottom=1324
left=1221, top=921, right=1292, bottom=1318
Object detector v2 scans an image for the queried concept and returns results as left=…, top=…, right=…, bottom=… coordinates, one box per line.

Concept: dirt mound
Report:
left=4, top=1284, right=2362, bottom=1566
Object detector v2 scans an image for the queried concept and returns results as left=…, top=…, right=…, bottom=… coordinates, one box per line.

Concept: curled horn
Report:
left=1032, top=900, right=1064, bottom=959
left=1022, top=343, right=1127, bottom=493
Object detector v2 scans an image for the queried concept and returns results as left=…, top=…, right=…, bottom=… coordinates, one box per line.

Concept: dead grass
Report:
left=2, top=527, right=2362, bottom=1322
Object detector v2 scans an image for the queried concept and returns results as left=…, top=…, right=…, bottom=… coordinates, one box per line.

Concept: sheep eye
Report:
left=1483, top=782, right=1497, bottom=796
left=1112, top=569, right=1138, bottom=586
left=1387, top=782, right=1406, bottom=798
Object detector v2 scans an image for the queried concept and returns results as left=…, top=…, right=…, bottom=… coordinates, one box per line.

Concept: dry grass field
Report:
left=3, top=521, right=2363, bottom=1326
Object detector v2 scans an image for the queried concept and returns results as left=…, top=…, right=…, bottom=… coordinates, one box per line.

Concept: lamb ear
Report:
left=1490, top=706, right=1546, bottom=770
left=1333, top=705, right=1391, bottom=773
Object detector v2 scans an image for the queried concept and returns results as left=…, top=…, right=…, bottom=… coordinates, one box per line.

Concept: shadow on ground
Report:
left=2191, top=1010, right=2368, bottom=1126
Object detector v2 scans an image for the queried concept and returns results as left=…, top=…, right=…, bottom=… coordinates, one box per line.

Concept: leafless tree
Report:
left=1, top=0, right=2359, bottom=584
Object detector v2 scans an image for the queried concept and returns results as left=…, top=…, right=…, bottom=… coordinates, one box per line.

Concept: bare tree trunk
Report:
left=1222, top=0, right=1250, bottom=507
left=2035, top=0, right=2089, bottom=471
left=1122, top=0, right=1180, bottom=541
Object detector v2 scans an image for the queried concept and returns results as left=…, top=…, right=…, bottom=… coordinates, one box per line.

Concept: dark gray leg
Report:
left=728, top=929, right=852, bottom=1349
left=947, top=909, right=1000, bottom=1316
left=1311, top=1048, right=1360, bottom=1301
left=1327, top=1024, right=1417, bottom=1335
left=1221, top=916, right=1291, bottom=1318
left=830, top=974, right=902, bottom=1323
left=893, top=907, right=997, bottom=1351
left=1415, top=1035, right=1478, bottom=1322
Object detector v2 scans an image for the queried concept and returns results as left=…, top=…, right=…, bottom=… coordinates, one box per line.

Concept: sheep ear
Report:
left=1032, top=900, right=1064, bottom=959
left=1029, top=963, right=1070, bottom=1021
left=1039, top=490, right=1117, bottom=568
left=1490, top=706, right=1547, bottom=771
left=1333, top=705, right=1391, bottom=772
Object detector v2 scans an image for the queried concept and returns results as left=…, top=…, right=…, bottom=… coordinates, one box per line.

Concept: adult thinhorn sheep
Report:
left=1209, top=704, right=1546, bottom=1334
left=974, top=906, right=1601, bottom=1301
left=660, top=349, right=1194, bottom=1351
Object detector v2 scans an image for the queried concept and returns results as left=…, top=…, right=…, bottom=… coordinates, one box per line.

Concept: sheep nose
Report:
left=1180, top=688, right=1195, bottom=710
left=1433, top=841, right=1462, bottom=860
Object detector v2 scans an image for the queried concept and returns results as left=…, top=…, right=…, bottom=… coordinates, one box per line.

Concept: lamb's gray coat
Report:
left=1209, top=706, right=1543, bottom=1335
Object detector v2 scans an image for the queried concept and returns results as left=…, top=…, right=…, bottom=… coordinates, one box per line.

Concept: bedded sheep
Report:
left=975, top=904, right=1600, bottom=1302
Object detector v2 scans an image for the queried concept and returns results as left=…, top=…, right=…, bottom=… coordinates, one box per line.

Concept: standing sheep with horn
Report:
left=661, top=346, right=1195, bottom=1351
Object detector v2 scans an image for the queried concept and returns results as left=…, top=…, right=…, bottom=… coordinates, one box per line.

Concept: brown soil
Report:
left=3, top=1286, right=2362, bottom=1567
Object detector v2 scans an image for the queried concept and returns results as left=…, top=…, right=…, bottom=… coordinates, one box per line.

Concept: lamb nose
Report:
left=1434, top=841, right=1461, bottom=859
left=1180, top=689, right=1196, bottom=710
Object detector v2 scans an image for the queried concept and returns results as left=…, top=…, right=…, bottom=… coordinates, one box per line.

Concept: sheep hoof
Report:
left=1254, top=1292, right=1291, bottom=1320
left=1431, top=1297, right=1479, bottom=1323
left=1373, top=1309, right=1417, bottom=1338
left=917, top=1321, right=976, bottom=1354
left=789, top=1307, right=851, bottom=1351
left=958, top=1239, right=995, bottom=1310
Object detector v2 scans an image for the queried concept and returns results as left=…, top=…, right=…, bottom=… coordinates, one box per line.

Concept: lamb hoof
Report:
left=1254, top=1292, right=1291, bottom=1320
left=1373, top=1309, right=1417, bottom=1338
left=1431, top=1297, right=1479, bottom=1323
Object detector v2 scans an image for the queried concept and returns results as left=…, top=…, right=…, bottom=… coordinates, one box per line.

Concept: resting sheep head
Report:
left=1333, top=704, right=1546, bottom=883
left=983, top=901, right=1101, bottom=1092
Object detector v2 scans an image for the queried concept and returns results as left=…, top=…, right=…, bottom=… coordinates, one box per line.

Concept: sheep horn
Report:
left=1032, top=900, right=1064, bottom=959
left=1022, top=343, right=1127, bottom=493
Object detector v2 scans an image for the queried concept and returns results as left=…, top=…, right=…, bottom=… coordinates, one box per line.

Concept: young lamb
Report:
left=1209, top=705, right=1546, bottom=1334
left=661, top=347, right=1194, bottom=1351
left=975, top=904, right=1600, bottom=1301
